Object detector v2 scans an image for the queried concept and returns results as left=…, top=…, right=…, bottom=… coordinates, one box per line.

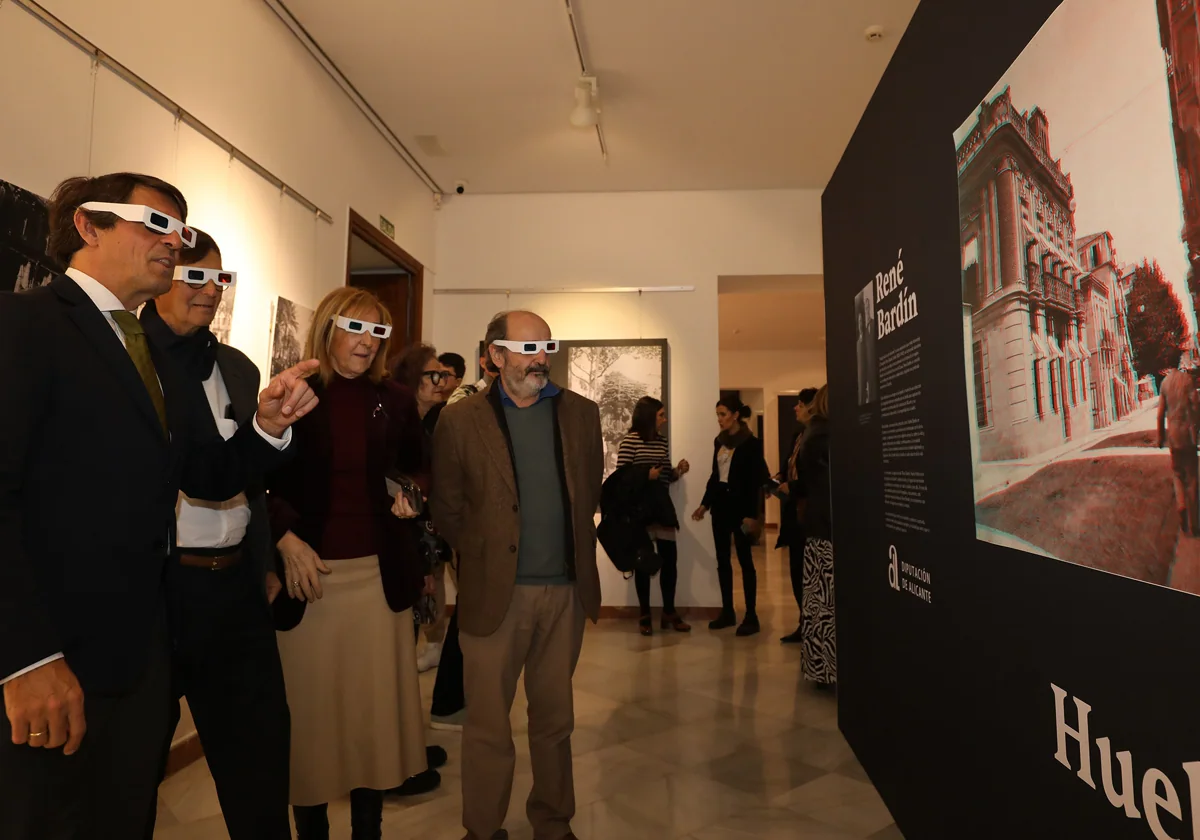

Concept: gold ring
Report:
left=28, top=731, right=44, bottom=738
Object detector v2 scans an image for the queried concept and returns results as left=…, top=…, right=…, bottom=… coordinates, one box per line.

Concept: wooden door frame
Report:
left=346, top=208, right=424, bottom=342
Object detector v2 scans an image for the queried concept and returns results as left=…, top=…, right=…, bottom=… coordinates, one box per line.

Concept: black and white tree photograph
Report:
left=210, top=287, right=236, bottom=346
left=0, top=178, right=57, bottom=294
left=269, top=296, right=314, bottom=377
left=561, top=340, right=668, bottom=477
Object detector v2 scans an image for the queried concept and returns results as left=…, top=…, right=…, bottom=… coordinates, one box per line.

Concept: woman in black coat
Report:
left=692, top=397, right=769, bottom=636
left=800, top=384, right=835, bottom=689
left=778, top=387, right=818, bottom=643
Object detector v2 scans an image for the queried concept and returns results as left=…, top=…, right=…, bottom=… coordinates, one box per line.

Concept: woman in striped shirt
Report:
left=616, top=397, right=691, bottom=636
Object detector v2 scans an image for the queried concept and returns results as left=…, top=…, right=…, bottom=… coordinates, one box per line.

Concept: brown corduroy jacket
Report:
left=431, top=381, right=604, bottom=637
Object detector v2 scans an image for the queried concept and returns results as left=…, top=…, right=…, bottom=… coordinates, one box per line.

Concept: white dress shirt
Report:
left=1, top=269, right=289, bottom=684
left=176, top=364, right=251, bottom=550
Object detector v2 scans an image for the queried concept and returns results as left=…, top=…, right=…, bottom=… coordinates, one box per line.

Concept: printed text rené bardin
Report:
left=875, top=249, right=920, bottom=339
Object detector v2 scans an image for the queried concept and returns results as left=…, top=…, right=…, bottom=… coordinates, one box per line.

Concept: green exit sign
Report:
left=379, top=216, right=395, bottom=240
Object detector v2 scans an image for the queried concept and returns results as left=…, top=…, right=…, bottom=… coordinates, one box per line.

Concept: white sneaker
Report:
left=417, top=642, right=443, bottom=673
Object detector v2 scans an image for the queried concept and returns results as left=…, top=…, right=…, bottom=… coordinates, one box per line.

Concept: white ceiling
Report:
left=279, top=0, right=918, bottom=194
left=718, top=275, right=825, bottom=352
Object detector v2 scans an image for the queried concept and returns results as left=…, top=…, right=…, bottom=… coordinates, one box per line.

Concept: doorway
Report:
left=345, top=209, right=423, bottom=366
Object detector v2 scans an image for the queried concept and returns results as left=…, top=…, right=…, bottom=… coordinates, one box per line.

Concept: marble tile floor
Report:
left=154, top=545, right=901, bottom=839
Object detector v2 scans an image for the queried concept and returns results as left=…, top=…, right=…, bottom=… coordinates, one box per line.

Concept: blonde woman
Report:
left=799, top=385, right=835, bottom=689
left=266, top=287, right=435, bottom=840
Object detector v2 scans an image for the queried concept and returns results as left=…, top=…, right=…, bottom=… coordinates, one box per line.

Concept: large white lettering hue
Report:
left=1097, top=737, right=1141, bottom=819
left=1144, top=769, right=1183, bottom=840
left=1052, top=684, right=1095, bottom=789
left=1052, top=685, right=1194, bottom=838
left=888, top=545, right=899, bottom=591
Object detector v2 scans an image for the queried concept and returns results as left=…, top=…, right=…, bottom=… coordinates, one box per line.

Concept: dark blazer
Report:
left=701, top=429, right=770, bottom=521
left=0, top=276, right=290, bottom=695
left=214, top=344, right=274, bottom=599
left=267, top=377, right=426, bottom=631
left=431, top=382, right=604, bottom=638
left=800, top=417, right=832, bottom=540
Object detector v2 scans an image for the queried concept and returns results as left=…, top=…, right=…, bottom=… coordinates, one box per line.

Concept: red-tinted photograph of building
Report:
left=958, top=0, right=1200, bottom=596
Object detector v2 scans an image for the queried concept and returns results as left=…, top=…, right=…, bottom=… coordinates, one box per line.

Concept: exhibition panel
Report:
left=825, top=0, right=1200, bottom=836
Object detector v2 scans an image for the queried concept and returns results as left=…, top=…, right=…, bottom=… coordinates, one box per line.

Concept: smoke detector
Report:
left=864, top=25, right=885, bottom=42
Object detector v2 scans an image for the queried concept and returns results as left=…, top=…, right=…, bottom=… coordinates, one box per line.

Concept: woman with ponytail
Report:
left=692, top=396, right=769, bottom=636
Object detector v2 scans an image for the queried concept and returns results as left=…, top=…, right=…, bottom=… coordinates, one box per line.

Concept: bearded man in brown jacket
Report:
left=431, top=310, right=603, bottom=840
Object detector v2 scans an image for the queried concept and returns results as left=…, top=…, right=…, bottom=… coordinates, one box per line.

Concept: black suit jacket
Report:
left=0, top=276, right=290, bottom=695
left=212, top=343, right=273, bottom=601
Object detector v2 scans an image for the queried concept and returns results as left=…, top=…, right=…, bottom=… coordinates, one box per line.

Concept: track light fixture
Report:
left=570, top=75, right=599, bottom=128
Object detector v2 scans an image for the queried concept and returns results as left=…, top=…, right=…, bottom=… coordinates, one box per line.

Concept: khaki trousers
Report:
left=460, top=584, right=586, bottom=840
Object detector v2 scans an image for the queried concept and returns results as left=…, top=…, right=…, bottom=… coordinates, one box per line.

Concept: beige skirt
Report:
left=276, top=555, right=427, bottom=806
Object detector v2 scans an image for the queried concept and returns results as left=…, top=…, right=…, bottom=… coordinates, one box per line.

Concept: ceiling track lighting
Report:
left=570, top=75, right=599, bottom=128
left=564, top=0, right=608, bottom=161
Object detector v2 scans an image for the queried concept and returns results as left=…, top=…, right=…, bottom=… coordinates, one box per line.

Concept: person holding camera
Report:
left=266, top=288, right=437, bottom=840
left=617, top=397, right=691, bottom=636
left=692, top=396, right=769, bottom=636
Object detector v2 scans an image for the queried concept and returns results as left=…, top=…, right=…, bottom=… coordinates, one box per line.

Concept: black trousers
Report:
left=430, top=608, right=465, bottom=717
left=789, top=527, right=805, bottom=617
left=0, top=607, right=172, bottom=840
left=293, top=788, right=382, bottom=840
left=712, top=507, right=757, bottom=615
left=635, top=538, right=679, bottom=616
left=144, top=556, right=291, bottom=840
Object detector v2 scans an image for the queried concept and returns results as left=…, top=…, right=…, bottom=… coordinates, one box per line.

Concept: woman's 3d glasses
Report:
left=78, top=202, right=197, bottom=248
left=174, top=266, right=236, bottom=288
left=492, top=339, right=559, bottom=355
left=333, top=315, right=392, bottom=339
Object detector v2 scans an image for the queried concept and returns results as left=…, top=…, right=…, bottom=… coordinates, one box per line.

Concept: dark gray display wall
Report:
left=825, top=1, right=1200, bottom=837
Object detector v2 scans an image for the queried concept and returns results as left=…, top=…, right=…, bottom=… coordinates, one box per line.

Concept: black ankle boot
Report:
left=349, top=788, right=383, bottom=840
left=293, top=803, right=330, bottom=840
left=708, top=611, right=736, bottom=630
left=736, top=614, right=760, bottom=637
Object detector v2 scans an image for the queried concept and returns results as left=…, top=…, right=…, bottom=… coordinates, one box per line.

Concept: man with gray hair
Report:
left=432, top=311, right=603, bottom=840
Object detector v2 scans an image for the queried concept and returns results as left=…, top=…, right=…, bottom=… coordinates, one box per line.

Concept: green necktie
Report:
left=110, top=310, right=168, bottom=435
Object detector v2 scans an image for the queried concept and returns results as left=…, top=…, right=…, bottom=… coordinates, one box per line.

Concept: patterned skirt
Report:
left=801, top=537, right=837, bottom=684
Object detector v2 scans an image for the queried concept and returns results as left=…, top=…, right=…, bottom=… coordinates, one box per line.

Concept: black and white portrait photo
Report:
left=855, top=280, right=877, bottom=406
left=269, top=296, right=314, bottom=378
left=0, top=178, right=57, bottom=294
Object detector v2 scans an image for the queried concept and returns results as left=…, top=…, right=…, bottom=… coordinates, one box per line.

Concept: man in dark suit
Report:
left=139, top=229, right=291, bottom=839
left=0, top=172, right=318, bottom=840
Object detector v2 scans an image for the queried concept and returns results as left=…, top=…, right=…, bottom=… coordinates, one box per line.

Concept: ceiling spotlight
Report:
left=570, top=75, right=599, bottom=128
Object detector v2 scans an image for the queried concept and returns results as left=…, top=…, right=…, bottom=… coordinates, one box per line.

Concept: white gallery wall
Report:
left=720, top=348, right=829, bottom=526
left=433, top=189, right=823, bottom=608
left=0, top=0, right=436, bottom=377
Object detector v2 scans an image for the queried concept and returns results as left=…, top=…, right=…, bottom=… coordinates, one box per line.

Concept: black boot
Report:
left=708, top=611, right=737, bottom=630
left=293, top=803, right=330, bottom=840
left=350, top=788, right=383, bottom=840
left=388, top=768, right=442, bottom=797
left=736, top=613, right=760, bottom=637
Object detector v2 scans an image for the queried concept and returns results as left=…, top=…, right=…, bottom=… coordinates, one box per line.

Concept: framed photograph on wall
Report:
left=0, top=178, right=58, bottom=294
left=552, top=339, right=669, bottom=477
left=268, top=296, right=315, bottom=378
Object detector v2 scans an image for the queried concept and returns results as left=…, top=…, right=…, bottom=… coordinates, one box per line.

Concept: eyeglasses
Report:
left=78, top=202, right=197, bottom=248
left=492, top=339, right=559, bottom=355
left=421, top=370, right=452, bottom=386
left=174, top=266, right=236, bottom=288
left=333, top=315, right=392, bottom=339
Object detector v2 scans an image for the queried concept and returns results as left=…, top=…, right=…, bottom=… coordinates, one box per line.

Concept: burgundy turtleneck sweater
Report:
left=318, top=374, right=378, bottom=560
